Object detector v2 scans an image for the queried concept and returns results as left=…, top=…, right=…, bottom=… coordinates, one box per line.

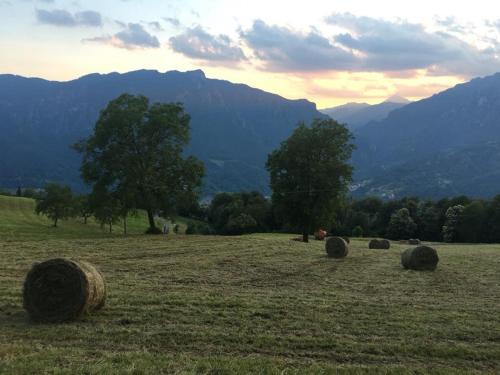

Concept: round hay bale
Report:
left=369, top=239, right=390, bottom=249
left=325, top=237, right=349, bottom=258
left=401, top=246, right=439, bottom=271
left=409, top=239, right=421, bottom=245
left=378, top=239, right=390, bottom=249
left=23, top=258, right=106, bottom=323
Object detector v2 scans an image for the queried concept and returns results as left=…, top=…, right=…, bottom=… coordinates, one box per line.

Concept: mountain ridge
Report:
left=0, top=69, right=324, bottom=195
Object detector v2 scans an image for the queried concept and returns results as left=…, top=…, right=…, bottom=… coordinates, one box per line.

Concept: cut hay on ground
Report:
left=23, top=258, right=106, bottom=323
left=401, top=246, right=439, bottom=271
left=369, top=239, right=390, bottom=249
left=325, top=237, right=349, bottom=258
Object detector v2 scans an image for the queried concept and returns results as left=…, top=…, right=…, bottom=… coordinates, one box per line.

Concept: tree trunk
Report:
left=54, top=217, right=58, bottom=228
left=302, top=229, right=309, bottom=243
left=84, top=216, right=88, bottom=225
left=147, top=210, right=156, bottom=231
left=109, top=221, right=112, bottom=233
left=123, top=215, right=127, bottom=235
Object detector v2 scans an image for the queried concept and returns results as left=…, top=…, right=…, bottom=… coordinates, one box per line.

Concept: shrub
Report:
left=352, top=225, right=363, bottom=238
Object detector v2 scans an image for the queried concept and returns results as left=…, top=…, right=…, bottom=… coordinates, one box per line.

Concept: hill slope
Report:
left=353, top=73, right=500, bottom=198
left=0, top=70, right=324, bottom=195
left=0, top=195, right=151, bottom=240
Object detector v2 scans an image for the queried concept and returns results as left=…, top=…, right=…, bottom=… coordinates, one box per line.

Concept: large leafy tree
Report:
left=442, top=205, right=465, bottom=242
left=386, top=208, right=417, bottom=240
left=76, top=94, right=204, bottom=234
left=266, top=119, right=354, bottom=242
left=35, top=183, right=74, bottom=227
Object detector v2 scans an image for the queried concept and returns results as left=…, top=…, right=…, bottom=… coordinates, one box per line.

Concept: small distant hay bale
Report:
left=325, top=237, right=349, bottom=258
left=409, top=239, right=421, bottom=245
left=23, top=258, right=106, bottom=323
left=399, top=240, right=408, bottom=245
left=401, top=246, right=439, bottom=271
left=342, top=237, right=350, bottom=244
left=369, top=239, right=390, bottom=249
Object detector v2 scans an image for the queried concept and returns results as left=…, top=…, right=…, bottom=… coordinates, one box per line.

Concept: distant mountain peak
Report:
left=384, top=94, right=410, bottom=104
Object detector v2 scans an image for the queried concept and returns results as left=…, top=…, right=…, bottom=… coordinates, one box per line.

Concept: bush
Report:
left=186, top=222, right=213, bottom=235
left=145, top=227, right=163, bottom=235
left=352, top=225, right=363, bottom=237
left=225, top=213, right=257, bottom=235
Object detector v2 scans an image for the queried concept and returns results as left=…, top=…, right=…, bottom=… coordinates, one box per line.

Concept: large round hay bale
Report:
left=23, top=259, right=106, bottom=323
left=325, top=237, right=349, bottom=258
left=401, top=246, right=439, bottom=271
left=369, top=239, right=390, bottom=249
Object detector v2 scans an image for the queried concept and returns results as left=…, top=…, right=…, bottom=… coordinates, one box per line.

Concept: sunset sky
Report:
left=2, top=0, right=500, bottom=108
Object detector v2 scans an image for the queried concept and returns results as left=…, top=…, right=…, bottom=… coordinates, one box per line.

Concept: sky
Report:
left=2, top=0, right=500, bottom=108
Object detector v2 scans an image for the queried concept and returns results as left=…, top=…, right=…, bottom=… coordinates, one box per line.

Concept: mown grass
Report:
left=0, top=197, right=499, bottom=374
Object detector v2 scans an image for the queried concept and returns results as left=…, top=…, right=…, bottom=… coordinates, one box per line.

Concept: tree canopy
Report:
left=266, top=119, right=354, bottom=242
left=76, top=94, right=204, bottom=233
left=35, top=183, right=74, bottom=227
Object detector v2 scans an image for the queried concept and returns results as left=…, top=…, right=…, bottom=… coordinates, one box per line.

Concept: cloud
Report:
left=163, top=17, right=180, bottom=28
left=148, top=21, right=163, bottom=32
left=169, top=26, right=245, bottom=63
left=76, top=11, right=102, bottom=27
left=84, top=23, right=160, bottom=49
left=327, top=13, right=500, bottom=77
left=36, top=8, right=102, bottom=27
left=237, top=15, right=500, bottom=78
left=240, top=20, right=356, bottom=72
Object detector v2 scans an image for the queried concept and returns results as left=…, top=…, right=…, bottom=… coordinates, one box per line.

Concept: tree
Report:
left=386, top=208, right=417, bottom=240
left=457, top=201, right=486, bottom=243
left=415, top=201, right=442, bottom=241
left=35, top=184, right=74, bottom=227
left=482, top=196, right=500, bottom=243
left=73, top=195, right=93, bottom=224
left=16, top=186, right=22, bottom=197
left=442, top=205, right=464, bottom=242
left=352, top=225, right=364, bottom=238
left=207, top=191, right=272, bottom=235
left=266, top=119, right=354, bottom=242
left=76, top=94, right=204, bottom=234
left=89, top=187, right=122, bottom=233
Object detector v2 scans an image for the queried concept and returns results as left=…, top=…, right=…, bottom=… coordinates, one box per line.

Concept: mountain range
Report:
left=320, top=96, right=409, bottom=131
left=3, top=69, right=500, bottom=199
left=351, top=73, right=500, bottom=199
left=0, top=69, right=323, bottom=195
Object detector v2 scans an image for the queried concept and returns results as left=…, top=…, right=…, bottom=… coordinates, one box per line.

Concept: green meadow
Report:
left=0, top=196, right=499, bottom=374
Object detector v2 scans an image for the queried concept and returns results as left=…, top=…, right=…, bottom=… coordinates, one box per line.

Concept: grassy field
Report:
left=0, top=195, right=190, bottom=241
left=0, top=196, right=499, bottom=374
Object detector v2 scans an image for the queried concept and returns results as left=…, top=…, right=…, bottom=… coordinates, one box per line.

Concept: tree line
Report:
left=181, top=193, right=500, bottom=243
